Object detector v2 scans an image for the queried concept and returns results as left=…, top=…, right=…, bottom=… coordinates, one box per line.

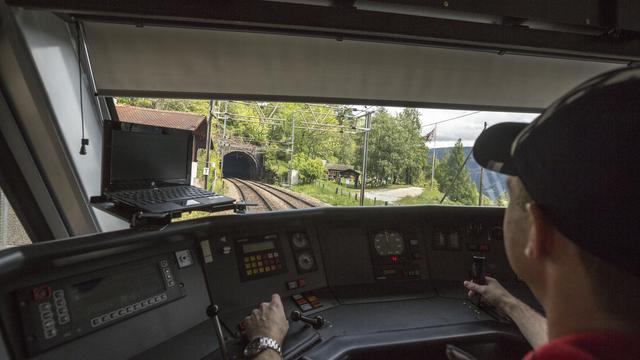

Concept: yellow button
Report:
left=246, top=270, right=253, bottom=275
left=307, top=296, right=318, bottom=302
left=259, top=267, right=265, bottom=273
left=258, top=261, right=263, bottom=266
left=251, top=262, right=257, bottom=268
left=250, top=256, right=256, bottom=261
left=244, top=257, right=250, bottom=263
left=257, top=255, right=262, bottom=260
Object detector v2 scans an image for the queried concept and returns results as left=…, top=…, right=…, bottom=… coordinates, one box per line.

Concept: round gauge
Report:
left=297, top=252, right=315, bottom=271
left=291, top=232, right=310, bottom=249
left=373, top=230, right=405, bottom=256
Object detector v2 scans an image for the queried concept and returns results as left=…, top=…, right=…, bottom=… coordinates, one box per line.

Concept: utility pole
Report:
left=289, top=116, right=295, bottom=185
left=359, top=112, right=372, bottom=206
left=430, top=123, right=437, bottom=191
left=478, top=122, right=487, bottom=206
left=219, top=101, right=228, bottom=181
left=203, top=99, right=213, bottom=189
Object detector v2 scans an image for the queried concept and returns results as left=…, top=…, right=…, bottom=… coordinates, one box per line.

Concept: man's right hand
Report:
left=464, top=276, right=548, bottom=348
left=463, top=276, right=515, bottom=313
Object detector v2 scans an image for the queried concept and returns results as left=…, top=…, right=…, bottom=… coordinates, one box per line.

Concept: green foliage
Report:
left=358, top=108, right=429, bottom=186
left=292, top=181, right=379, bottom=206
left=435, top=139, right=478, bottom=205
left=291, top=153, right=325, bottom=183
left=116, top=97, right=210, bottom=116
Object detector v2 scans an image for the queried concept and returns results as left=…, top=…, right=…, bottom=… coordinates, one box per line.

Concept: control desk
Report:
left=0, top=206, right=538, bottom=360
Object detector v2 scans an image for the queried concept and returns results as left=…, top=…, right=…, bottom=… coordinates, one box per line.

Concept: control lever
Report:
left=207, top=305, right=230, bottom=360
left=471, top=256, right=486, bottom=285
left=290, top=310, right=325, bottom=329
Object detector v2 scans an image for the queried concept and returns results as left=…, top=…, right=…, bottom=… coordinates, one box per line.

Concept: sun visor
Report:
left=84, top=21, right=621, bottom=111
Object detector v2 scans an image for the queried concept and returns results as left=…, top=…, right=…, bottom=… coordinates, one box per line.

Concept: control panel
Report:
left=16, top=255, right=186, bottom=356
left=289, top=232, right=318, bottom=274
left=432, top=224, right=501, bottom=252
left=235, top=234, right=287, bottom=281
left=369, top=229, right=423, bottom=281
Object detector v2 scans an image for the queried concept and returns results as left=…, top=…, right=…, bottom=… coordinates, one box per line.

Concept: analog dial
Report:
left=297, top=252, right=315, bottom=271
left=373, top=230, right=405, bottom=256
left=291, top=232, right=310, bottom=249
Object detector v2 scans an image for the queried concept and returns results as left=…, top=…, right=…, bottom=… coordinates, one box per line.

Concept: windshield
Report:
left=114, top=98, right=537, bottom=218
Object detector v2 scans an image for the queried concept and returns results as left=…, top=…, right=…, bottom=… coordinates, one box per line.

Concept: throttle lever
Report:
left=290, top=310, right=325, bottom=329
left=471, top=256, right=487, bottom=285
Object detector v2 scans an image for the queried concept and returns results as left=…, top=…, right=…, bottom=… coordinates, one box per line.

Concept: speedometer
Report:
left=373, top=230, right=405, bottom=256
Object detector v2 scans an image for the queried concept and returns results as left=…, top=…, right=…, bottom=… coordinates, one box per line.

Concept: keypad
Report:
left=90, top=293, right=168, bottom=328
left=243, top=251, right=282, bottom=277
left=159, top=259, right=175, bottom=287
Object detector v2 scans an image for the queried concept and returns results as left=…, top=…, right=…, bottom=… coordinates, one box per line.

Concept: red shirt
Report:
left=523, top=332, right=640, bottom=360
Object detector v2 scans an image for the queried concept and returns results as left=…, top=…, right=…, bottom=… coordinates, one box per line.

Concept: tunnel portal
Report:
left=223, top=151, right=258, bottom=179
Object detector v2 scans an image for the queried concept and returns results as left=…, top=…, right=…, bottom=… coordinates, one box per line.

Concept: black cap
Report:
left=473, top=66, right=640, bottom=276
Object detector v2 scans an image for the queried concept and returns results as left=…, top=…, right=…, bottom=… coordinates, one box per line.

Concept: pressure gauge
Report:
left=291, top=232, right=310, bottom=249
left=297, top=252, right=315, bottom=272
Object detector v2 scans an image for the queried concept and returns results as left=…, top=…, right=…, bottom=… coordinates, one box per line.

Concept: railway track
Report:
left=225, top=178, right=316, bottom=212
left=244, top=180, right=316, bottom=209
left=225, top=178, right=274, bottom=212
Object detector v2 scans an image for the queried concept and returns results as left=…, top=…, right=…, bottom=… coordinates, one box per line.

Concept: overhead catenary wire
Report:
left=422, top=111, right=482, bottom=128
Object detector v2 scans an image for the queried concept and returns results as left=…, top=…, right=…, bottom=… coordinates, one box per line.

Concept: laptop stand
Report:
left=90, top=196, right=251, bottom=230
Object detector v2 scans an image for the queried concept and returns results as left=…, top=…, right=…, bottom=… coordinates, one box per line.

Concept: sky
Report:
left=386, top=107, right=539, bottom=148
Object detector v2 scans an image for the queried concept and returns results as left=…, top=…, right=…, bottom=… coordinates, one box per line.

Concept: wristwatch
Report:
left=243, top=336, right=282, bottom=358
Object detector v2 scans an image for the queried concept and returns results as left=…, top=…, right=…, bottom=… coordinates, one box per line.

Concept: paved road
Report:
left=364, top=187, right=424, bottom=203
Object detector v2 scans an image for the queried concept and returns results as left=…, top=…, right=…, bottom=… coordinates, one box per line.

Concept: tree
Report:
left=291, top=153, right=325, bottom=183
left=357, top=108, right=429, bottom=186
left=435, top=139, right=477, bottom=204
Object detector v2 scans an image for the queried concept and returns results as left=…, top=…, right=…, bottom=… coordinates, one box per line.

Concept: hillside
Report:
left=429, top=147, right=507, bottom=202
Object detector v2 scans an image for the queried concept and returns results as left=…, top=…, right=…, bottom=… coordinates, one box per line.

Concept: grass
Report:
left=394, top=186, right=457, bottom=205
left=291, top=181, right=383, bottom=206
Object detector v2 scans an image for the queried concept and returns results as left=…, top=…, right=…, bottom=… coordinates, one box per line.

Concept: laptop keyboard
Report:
left=109, top=186, right=214, bottom=206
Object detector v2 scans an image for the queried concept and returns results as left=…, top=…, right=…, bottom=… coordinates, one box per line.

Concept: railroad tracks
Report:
left=225, top=178, right=317, bottom=212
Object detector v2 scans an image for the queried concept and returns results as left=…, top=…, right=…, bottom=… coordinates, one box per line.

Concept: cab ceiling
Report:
left=84, top=21, right=620, bottom=111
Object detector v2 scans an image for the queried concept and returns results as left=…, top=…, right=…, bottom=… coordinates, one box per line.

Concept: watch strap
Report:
left=244, top=336, right=282, bottom=358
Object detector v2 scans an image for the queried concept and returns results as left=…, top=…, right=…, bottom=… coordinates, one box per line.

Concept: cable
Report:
left=77, top=21, right=88, bottom=155
left=439, top=149, right=474, bottom=204
left=422, top=111, right=481, bottom=128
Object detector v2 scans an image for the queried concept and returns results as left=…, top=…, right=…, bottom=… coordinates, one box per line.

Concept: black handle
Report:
left=471, top=256, right=486, bottom=285
left=290, top=310, right=325, bottom=329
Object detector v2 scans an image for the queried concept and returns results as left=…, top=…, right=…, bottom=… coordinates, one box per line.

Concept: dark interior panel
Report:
left=0, top=206, right=537, bottom=359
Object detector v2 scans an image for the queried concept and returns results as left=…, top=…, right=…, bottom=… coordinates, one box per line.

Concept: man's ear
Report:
left=524, top=203, right=554, bottom=259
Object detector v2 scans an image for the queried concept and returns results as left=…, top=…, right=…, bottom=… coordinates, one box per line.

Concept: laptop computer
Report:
left=101, top=120, right=235, bottom=214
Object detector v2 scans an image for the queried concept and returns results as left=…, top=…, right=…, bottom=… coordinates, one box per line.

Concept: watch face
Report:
left=244, top=338, right=262, bottom=357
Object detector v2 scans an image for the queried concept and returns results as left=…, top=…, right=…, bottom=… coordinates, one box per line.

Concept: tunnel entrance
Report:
left=223, top=151, right=258, bottom=179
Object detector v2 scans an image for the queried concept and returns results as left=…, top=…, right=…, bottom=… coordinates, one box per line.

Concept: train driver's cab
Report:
left=0, top=1, right=638, bottom=360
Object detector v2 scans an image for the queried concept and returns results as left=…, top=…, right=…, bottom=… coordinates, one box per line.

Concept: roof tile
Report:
left=115, top=105, right=205, bottom=131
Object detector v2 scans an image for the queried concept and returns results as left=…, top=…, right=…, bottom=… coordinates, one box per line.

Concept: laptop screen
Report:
left=103, top=120, right=193, bottom=190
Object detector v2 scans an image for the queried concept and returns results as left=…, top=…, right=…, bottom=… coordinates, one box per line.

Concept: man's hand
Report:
left=463, top=277, right=548, bottom=348
left=463, top=276, right=515, bottom=312
left=242, top=294, right=289, bottom=345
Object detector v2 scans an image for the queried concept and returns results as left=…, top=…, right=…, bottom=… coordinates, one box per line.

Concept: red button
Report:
left=295, top=298, right=307, bottom=305
left=297, top=278, right=306, bottom=287
left=32, top=285, right=52, bottom=301
left=479, top=244, right=490, bottom=251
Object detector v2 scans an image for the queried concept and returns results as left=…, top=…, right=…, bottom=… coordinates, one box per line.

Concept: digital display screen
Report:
left=242, top=241, right=275, bottom=253
left=110, top=128, right=191, bottom=182
left=68, top=263, right=165, bottom=317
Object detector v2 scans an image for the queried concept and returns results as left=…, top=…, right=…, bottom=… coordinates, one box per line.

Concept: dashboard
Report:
left=0, top=206, right=538, bottom=360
